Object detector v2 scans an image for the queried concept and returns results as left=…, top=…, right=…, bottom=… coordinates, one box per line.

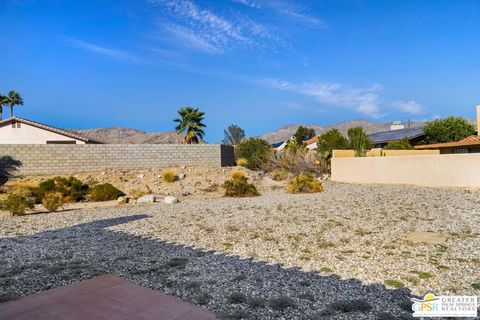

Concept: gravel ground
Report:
left=1, top=182, right=479, bottom=319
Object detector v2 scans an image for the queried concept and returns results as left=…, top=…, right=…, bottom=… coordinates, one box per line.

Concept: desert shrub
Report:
left=269, top=296, right=296, bottom=310
left=317, top=128, right=349, bottom=160
left=347, top=127, right=372, bottom=156
left=269, top=169, right=290, bottom=181
left=162, top=169, right=178, bottom=183
left=128, top=187, right=150, bottom=199
left=227, top=292, right=247, bottom=304
left=224, top=172, right=259, bottom=197
left=88, top=183, right=124, bottom=202
left=264, top=150, right=328, bottom=176
left=42, top=192, right=64, bottom=212
left=327, top=299, right=373, bottom=313
left=287, top=173, right=323, bottom=194
left=384, top=137, right=414, bottom=150
left=235, top=138, right=272, bottom=170
left=423, top=116, right=475, bottom=144
left=35, top=176, right=88, bottom=203
left=6, top=182, right=38, bottom=203
left=236, top=158, right=248, bottom=167
left=2, top=194, right=34, bottom=215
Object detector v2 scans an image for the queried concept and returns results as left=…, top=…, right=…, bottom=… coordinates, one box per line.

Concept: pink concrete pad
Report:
left=0, top=274, right=217, bottom=320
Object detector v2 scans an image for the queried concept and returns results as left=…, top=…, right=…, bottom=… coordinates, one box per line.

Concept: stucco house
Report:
left=0, top=117, right=102, bottom=144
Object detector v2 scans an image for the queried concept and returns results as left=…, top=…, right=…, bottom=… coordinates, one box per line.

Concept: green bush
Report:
left=287, top=173, right=323, bottom=194
left=423, top=117, right=475, bottom=144
left=2, top=194, right=34, bottom=215
left=383, top=137, right=414, bottom=150
left=235, top=138, right=272, bottom=170
left=224, top=172, right=259, bottom=197
left=88, top=183, right=124, bottom=202
left=35, top=176, right=89, bottom=203
left=316, top=128, right=349, bottom=160
left=42, top=192, right=64, bottom=212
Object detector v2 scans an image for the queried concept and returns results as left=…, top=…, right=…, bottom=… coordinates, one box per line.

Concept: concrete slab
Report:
left=0, top=274, right=218, bottom=320
left=403, top=231, right=448, bottom=244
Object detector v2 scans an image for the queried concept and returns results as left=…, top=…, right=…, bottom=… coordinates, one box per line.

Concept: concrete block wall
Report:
left=0, top=144, right=235, bottom=175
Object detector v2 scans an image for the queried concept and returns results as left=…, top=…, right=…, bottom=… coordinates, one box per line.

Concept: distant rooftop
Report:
left=369, top=127, right=424, bottom=144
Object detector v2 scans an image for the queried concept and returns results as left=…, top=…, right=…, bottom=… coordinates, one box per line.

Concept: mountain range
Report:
left=75, top=120, right=423, bottom=144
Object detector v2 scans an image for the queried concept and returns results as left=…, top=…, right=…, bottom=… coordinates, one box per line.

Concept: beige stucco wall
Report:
left=331, top=153, right=480, bottom=188
left=0, top=122, right=84, bottom=144
left=382, top=149, right=439, bottom=156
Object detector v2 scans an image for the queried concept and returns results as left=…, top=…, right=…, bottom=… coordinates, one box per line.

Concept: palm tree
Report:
left=174, top=107, right=206, bottom=144
left=6, top=90, right=23, bottom=118
left=0, top=94, right=8, bottom=120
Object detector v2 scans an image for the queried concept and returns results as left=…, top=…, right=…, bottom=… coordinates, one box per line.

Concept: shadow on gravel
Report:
left=0, top=156, right=22, bottom=186
left=0, top=214, right=425, bottom=319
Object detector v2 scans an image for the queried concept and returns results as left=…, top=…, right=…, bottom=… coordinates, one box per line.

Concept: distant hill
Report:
left=261, top=120, right=423, bottom=143
left=74, top=127, right=184, bottom=144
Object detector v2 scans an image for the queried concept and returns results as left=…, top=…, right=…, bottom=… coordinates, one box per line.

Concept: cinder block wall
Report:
left=0, top=144, right=235, bottom=175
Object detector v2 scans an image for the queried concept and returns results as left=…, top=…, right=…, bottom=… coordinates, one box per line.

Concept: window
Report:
left=11, top=122, right=21, bottom=128
left=17, top=122, right=21, bottom=128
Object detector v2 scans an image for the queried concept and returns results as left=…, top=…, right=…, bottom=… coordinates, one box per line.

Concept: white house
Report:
left=0, top=117, right=102, bottom=144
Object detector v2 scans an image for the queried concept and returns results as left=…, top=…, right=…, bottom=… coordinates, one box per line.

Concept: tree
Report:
left=174, top=107, right=206, bottom=144
left=383, top=137, right=414, bottom=150
left=6, top=90, right=23, bottom=118
left=235, top=138, right=272, bottom=170
left=222, top=124, right=245, bottom=145
left=0, top=94, right=8, bottom=120
left=316, top=128, right=349, bottom=160
left=292, top=126, right=315, bottom=144
left=347, top=126, right=372, bottom=156
left=286, top=125, right=315, bottom=152
left=423, top=117, right=475, bottom=144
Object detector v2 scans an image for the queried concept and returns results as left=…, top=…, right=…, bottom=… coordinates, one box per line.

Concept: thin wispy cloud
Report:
left=392, top=100, right=424, bottom=115
left=161, top=23, right=222, bottom=54
left=149, top=0, right=289, bottom=54
left=261, top=78, right=382, bottom=117
left=232, top=0, right=326, bottom=28
left=67, top=38, right=139, bottom=63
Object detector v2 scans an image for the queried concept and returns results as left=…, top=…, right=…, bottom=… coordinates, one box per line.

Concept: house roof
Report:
left=0, top=117, right=104, bottom=144
left=271, top=141, right=285, bottom=148
left=304, top=136, right=319, bottom=146
left=415, top=134, right=480, bottom=149
left=369, top=127, right=424, bottom=144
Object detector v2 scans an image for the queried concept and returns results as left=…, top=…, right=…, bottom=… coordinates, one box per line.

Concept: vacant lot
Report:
left=1, top=182, right=479, bottom=319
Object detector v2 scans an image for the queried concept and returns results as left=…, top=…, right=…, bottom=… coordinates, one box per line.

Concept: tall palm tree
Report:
left=0, top=94, right=8, bottom=121
left=174, top=107, right=206, bottom=144
left=7, top=90, right=23, bottom=118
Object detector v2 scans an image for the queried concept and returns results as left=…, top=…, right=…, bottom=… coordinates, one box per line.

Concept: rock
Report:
left=137, top=174, right=144, bottom=180
left=181, top=191, right=191, bottom=196
left=117, top=196, right=128, bottom=204
left=177, top=173, right=186, bottom=180
left=137, top=194, right=156, bottom=203
left=181, top=165, right=187, bottom=169
left=164, top=196, right=178, bottom=204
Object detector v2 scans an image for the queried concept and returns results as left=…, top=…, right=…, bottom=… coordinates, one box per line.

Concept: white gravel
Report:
left=1, top=182, right=479, bottom=319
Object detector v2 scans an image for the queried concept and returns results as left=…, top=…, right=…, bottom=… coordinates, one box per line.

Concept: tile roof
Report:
left=304, top=136, right=319, bottom=145
left=415, top=134, right=480, bottom=149
left=0, top=117, right=104, bottom=143
left=369, top=127, right=424, bottom=144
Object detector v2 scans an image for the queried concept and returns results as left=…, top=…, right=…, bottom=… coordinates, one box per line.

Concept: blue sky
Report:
left=1, top=0, right=479, bottom=142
